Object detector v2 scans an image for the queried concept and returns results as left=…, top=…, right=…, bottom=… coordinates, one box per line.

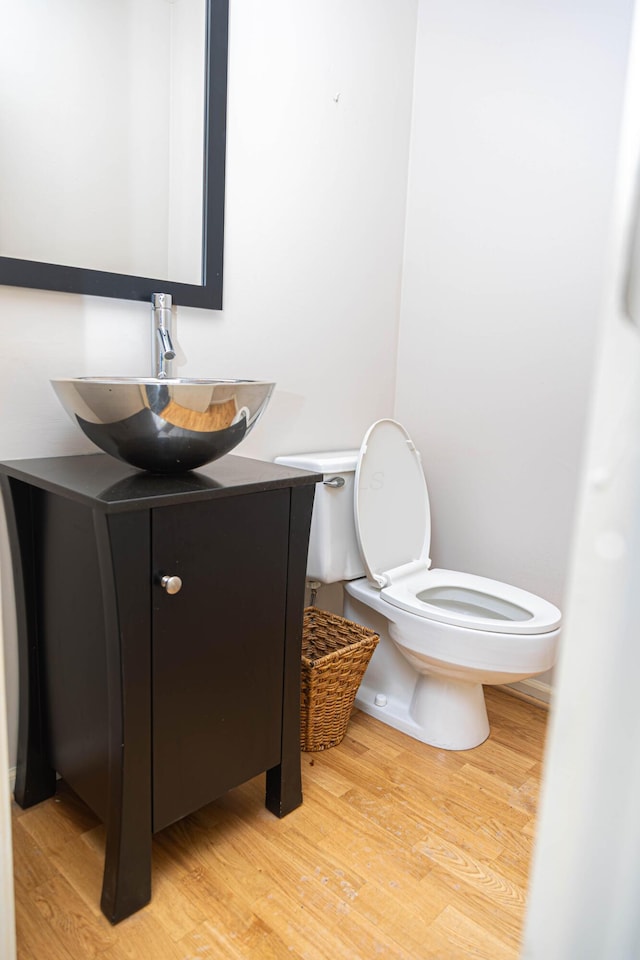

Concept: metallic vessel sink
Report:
left=51, top=377, right=275, bottom=474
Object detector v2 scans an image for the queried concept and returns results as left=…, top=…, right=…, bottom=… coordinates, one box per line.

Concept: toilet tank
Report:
left=275, top=450, right=365, bottom=584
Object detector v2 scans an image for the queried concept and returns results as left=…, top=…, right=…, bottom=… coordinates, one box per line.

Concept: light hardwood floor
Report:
left=11, top=687, right=548, bottom=959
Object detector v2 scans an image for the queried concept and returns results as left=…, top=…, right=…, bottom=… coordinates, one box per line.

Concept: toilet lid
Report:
left=355, top=419, right=431, bottom=586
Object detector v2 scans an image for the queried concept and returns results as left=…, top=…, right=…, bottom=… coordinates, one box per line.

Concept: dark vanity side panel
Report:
left=1, top=476, right=56, bottom=807
left=152, top=488, right=289, bottom=832
left=36, top=490, right=110, bottom=820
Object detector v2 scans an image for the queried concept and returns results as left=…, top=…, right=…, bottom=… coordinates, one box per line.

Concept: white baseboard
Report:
left=500, top=678, right=553, bottom=706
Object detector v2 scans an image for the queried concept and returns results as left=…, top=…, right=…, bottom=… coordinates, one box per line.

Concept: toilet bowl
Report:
left=277, top=419, right=561, bottom=750
left=344, top=574, right=558, bottom=749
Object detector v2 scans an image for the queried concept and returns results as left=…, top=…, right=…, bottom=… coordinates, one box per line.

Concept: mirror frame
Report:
left=0, top=0, right=228, bottom=310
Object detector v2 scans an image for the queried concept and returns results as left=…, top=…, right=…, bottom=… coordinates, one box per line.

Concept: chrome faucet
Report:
left=151, top=293, right=176, bottom=378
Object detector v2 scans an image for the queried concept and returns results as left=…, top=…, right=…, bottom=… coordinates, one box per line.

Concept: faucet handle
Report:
left=152, top=292, right=172, bottom=310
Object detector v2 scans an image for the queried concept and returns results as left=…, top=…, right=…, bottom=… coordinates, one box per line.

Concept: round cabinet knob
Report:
left=161, top=575, right=182, bottom=595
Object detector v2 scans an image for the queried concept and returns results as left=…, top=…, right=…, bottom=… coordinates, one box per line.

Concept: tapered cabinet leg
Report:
left=100, top=793, right=152, bottom=923
left=266, top=761, right=302, bottom=818
left=95, top=511, right=153, bottom=923
left=266, top=485, right=315, bottom=818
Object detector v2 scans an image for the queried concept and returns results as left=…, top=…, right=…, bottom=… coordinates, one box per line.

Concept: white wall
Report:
left=395, top=0, right=634, bottom=639
left=0, top=0, right=418, bottom=767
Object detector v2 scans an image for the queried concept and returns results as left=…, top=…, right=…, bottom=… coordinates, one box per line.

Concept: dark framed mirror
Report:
left=0, top=0, right=228, bottom=310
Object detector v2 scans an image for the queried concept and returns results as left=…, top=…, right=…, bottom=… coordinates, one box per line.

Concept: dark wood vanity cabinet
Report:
left=0, top=453, right=319, bottom=923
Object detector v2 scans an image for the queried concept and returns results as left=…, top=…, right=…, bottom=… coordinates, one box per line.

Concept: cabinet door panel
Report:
left=152, top=489, right=289, bottom=831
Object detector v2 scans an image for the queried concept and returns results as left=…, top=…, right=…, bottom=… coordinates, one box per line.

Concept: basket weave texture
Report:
left=300, top=607, right=379, bottom=752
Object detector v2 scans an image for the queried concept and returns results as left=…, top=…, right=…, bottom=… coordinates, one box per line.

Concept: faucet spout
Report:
left=152, top=292, right=175, bottom=378
left=157, top=326, right=176, bottom=361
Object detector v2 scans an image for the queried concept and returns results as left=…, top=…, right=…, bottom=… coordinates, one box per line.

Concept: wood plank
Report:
left=16, top=781, right=100, bottom=857
left=428, top=904, right=518, bottom=959
left=413, top=831, right=527, bottom=910
left=11, top=818, right=59, bottom=892
left=25, top=874, right=115, bottom=958
left=49, top=831, right=105, bottom=919
left=14, top=878, right=78, bottom=960
left=97, top=911, right=195, bottom=960
left=418, top=865, right=525, bottom=950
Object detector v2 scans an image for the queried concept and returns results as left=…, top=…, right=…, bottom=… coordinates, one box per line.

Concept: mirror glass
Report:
left=0, top=0, right=227, bottom=309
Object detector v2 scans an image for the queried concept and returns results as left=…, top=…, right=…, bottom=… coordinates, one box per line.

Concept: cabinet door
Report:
left=152, top=489, right=290, bottom=831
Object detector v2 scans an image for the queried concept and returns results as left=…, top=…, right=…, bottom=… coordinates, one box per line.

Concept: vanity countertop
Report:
left=0, top=452, right=322, bottom=513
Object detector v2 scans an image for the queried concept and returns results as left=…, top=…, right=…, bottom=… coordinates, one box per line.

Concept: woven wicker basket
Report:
left=300, top=607, right=379, bottom=752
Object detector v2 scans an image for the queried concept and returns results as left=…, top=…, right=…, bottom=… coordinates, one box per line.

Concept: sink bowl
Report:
left=51, top=377, right=275, bottom=474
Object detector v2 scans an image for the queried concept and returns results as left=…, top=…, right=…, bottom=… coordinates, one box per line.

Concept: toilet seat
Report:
left=381, top=567, right=561, bottom=635
left=355, top=419, right=561, bottom=636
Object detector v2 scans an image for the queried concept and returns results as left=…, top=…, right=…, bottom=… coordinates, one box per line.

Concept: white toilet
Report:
left=277, top=419, right=561, bottom=750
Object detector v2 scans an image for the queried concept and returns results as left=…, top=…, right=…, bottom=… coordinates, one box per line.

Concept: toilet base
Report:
left=355, top=674, right=490, bottom=751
